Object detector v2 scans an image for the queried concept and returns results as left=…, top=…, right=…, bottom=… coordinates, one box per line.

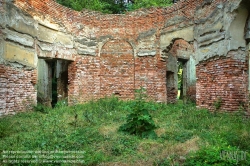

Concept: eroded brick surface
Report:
left=100, top=40, right=135, bottom=99
left=0, top=0, right=249, bottom=115
left=0, top=65, right=36, bottom=116
left=67, top=40, right=167, bottom=104
left=196, top=52, right=248, bottom=112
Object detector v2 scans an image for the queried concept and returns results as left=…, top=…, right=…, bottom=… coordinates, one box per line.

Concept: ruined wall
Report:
left=0, top=65, right=37, bottom=115
left=100, top=40, right=134, bottom=99
left=3, top=0, right=249, bottom=115
left=195, top=0, right=250, bottom=112
left=63, top=0, right=201, bottom=104
left=196, top=52, right=248, bottom=111
left=0, top=0, right=75, bottom=115
left=165, top=39, right=195, bottom=103
left=67, top=43, right=167, bottom=103
left=6, top=0, right=201, bottom=108
left=0, top=1, right=38, bottom=115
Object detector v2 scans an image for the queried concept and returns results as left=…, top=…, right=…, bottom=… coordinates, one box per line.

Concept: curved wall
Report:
left=1, top=0, right=249, bottom=115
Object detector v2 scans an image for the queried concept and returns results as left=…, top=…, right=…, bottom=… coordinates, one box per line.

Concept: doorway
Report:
left=164, top=38, right=194, bottom=104
left=37, top=59, right=70, bottom=107
left=177, top=59, right=187, bottom=103
left=166, top=71, right=176, bottom=103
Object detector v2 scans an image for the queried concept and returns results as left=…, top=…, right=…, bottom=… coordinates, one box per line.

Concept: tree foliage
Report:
left=56, top=0, right=173, bottom=14
left=131, top=0, right=172, bottom=10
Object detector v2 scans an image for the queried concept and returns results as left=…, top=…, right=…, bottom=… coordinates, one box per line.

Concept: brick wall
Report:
left=14, top=0, right=202, bottom=36
left=2, top=0, right=248, bottom=114
left=194, top=0, right=249, bottom=112
left=100, top=40, right=135, bottom=99
left=135, top=56, right=166, bottom=102
left=67, top=56, right=100, bottom=103
left=0, top=65, right=37, bottom=116
left=13, top=0, right=198, bottom=105
left=196, top=51, right=248, bottom=112
left=68, top=39, right=166, bottom=104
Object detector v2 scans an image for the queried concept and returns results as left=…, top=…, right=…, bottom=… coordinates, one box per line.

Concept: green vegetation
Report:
left=56, top=0, right=173, bottom=14
left=213, top=97, right=222, bottom=111
left=0, top=95, right=250, bottom=165
left=119, top=87, right=158, bottom=138
left=177, top=61, right=183, bottom=99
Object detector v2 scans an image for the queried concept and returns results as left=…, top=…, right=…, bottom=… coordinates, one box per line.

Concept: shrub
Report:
left=119, top=87, right=158, bottom=139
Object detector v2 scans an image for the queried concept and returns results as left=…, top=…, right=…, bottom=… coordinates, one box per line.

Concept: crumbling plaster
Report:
left=195, top=0, right=250, bottom=112
left=228, top=5, right=248, bottom=51
left=194, top=0, right=249, bottom=64
left=0, top=0, right=250, bottom=115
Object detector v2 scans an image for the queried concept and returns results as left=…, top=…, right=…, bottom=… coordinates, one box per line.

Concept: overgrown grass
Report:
left=0, top=97, right=250, bottom=165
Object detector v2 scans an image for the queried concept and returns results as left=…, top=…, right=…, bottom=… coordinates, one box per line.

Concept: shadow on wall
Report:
left=37, top=58, right=71, bottom=107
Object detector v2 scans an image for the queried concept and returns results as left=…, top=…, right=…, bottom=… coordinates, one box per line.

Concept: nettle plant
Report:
left=119, top=87, right=158, bottom=139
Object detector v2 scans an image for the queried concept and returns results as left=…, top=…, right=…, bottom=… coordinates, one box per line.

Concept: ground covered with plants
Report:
left=0, top=95, right=250, bottom=165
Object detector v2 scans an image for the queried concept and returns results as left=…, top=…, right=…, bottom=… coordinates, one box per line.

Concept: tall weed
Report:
left=119, top=87, right=158, bottom=139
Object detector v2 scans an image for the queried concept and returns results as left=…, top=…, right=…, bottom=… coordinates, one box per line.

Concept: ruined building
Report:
left=0, top=0, right=250, bottom=116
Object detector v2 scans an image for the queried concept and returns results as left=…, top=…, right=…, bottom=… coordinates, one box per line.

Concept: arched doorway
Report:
left=164, top=39, right=195, bottom=103
left=100, top=39, right=135, bottom=99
